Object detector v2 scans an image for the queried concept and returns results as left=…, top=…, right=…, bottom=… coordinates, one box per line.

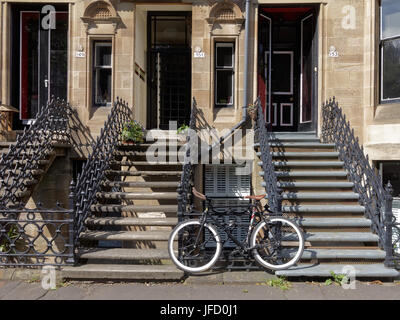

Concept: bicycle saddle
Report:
left=245, top=194, right=266, bottom=201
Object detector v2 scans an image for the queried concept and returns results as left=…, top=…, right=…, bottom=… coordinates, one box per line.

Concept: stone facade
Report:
left=0, top=0, right=399, bottom=193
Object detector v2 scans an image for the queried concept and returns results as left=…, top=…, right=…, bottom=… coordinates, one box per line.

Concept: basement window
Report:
left=215, top=42, right=235, bottom=107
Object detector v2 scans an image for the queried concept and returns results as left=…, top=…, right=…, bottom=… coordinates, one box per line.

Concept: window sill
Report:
left=374, top=103, right=400, bottom=124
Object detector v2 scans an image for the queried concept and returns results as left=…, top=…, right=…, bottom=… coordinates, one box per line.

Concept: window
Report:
left=93, top=41, right=112, bottom=106
left=204, top=164, right=251, bottom=248
left=380, top=0, right=400, bottom=102
left=215, top=42, right=235, bottom=107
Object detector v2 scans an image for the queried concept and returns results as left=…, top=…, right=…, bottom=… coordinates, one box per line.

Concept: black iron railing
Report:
left=0, top=182, right=75, bottom=267
left=254, top=97, right=283, bottom=215
left=73, top=99, right=132, bottom=252
left=0, top=97, right=77, bottom=267
left=177, top=98, right=197, bottom=221
left=322, top=97, right=400, bottom=268
left=0, top=97, right=71, bottom=206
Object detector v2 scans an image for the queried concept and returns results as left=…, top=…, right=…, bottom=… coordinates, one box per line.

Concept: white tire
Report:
left=251, top=217, right=304, bottom=271
left=168, top=219, right=222, bottom=273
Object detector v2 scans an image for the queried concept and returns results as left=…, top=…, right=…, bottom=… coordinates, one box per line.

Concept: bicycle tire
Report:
left=250, top=217, right=304, bottom=271
left=168, top=219, right=222, bottom=273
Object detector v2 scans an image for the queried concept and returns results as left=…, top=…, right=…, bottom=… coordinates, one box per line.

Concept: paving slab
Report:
left=1, top=282, right=48, bottom=300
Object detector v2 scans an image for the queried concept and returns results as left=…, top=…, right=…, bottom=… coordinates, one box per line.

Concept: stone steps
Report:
left=276, top=264, right=399, bottom=278
left=286, top=248, right=386, bottom=260
left=282, top=205, right=365, bottom=213
left=254, top=132, right=396, bottom=277
left=95, top=192, right=178, bottom=200
left=303, top=232, right=379, bottom=243
left=79, top=248, right=171, bottom=261
left=80, top=230, right=171, bottom=241
left=105, top=170, right=182, bottom=177
left=295, top=217, right=371, bottom=228
left=85, top=217, right=178, bottom=226
left=270, top=161, right=344, bottom=168
left=90, top=204, right=178, bottom=213
left=101, top=181, right=180, bottom=188
left=62, top=264, right=184, bottom=280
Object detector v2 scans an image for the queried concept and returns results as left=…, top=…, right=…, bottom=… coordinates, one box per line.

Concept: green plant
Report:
left=121, top=120, right=145, bottom=143
left=266, top=277, right=292, bottom=291
left=325, top=271, right=349, bottom=286
left=177, top=124, right=189, bottom=134
left=0, top=224, right=19, bottom=253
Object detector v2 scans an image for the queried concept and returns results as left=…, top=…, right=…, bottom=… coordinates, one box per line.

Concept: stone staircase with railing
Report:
left=255, top=131, right=399, bottom=278
left=63, top=132, right=186, bottom=280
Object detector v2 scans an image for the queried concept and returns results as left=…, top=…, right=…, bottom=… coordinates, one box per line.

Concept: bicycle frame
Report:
left=195, top=198, right=267, bottom=252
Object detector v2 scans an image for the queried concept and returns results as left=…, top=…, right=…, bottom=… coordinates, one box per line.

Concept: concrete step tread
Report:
left=255, top=142, right=334, bottom=148
left=101, top=181, right=180, bottom=188
left=62, top=264, right=184, bottom=280
left=79, top=248, right=171, bottom=260
left=295, top=217, right=372, bottom=227
left=110, top=161, right=182, bottom=166
left=85, top=216, right=178, bottom=226
left=271, top=171, right=348, bottom=177
left=276, top=192, right=359, bottom=200
left=80, top=230, right=170, bottom=241
left=266, top=151, right=340, bottom=157
left=96, top=192, right=178, bottom=200
left=282, top=205, right=365, bottom=213
left=297, top=249, right=386, bottom=260
left=105, top=170, right=182, bottom=176
left=270, top=161, right=344, bottom=167
left=270, top=182, right=354, bottom=188
left=90, top=204, right=178, bottom=213
left=276, top=263, right=399, bottom=278
left=303, top=232, right=379, bottom=242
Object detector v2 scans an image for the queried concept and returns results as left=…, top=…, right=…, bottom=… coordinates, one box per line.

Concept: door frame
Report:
left=146, top=11, right=192, bottom=130
left=258, top=5, right=319, bottom=132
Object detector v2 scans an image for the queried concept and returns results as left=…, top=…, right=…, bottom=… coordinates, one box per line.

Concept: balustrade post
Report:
left=384, top=181, right=395, bottom=268
left=66, top=180, right=76, bottom=265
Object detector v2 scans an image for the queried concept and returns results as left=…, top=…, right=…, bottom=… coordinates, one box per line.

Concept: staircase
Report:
left=255, top=132, right=399, bottom=278
left=0, top=137, right=71, bottom=207
left=63, top=132, right=185, bottom=280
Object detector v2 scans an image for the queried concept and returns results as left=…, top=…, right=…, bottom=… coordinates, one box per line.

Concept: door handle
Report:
left=44, top=79, right=49, bottom=88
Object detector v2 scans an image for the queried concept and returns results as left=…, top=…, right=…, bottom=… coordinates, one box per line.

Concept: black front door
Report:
left=147, top=12, right=192, bottom=130
left=258, top=7, right=318, bottom=132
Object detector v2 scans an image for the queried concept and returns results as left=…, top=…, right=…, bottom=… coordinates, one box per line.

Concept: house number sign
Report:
left=329, top=46, right=339, bottom=58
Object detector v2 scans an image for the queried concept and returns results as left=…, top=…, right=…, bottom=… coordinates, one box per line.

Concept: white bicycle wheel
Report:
left=251, top=217, right=304, bottom=271
left=168, top=219, right=222, bottom=273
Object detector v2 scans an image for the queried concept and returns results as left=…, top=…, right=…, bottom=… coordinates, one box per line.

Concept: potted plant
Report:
left=121, top=120, right=145, bottom=144
left=247, top=103, right=257, bottom=121
left=177, top=123, right=190, bottom=141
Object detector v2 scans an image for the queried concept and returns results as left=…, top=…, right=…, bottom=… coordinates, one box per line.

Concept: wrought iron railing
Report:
left=177, top=98, right=197, bottom=221
left=73, top=99, right=132, bottom=251
left=0, top=97, right=71, bottom=207
left=0, top=97, right=76, bottom=267
left=254, top=97, right=283, bottom=215
left=0, top=182, right=75, bottom=267
left=322, top=97, right=400, bottom=268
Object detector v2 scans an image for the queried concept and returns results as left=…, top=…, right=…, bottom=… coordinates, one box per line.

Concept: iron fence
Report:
left=322, top=97, right=400, bottom=268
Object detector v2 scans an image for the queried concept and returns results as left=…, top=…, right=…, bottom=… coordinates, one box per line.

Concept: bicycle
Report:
left=168, top=188, right=305, bottom=273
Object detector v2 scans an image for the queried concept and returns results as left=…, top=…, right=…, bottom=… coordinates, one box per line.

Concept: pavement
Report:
left=0, top=277, right=400, bottom=300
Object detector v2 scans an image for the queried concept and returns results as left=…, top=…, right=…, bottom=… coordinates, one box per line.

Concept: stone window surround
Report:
left=211, top=36, right=240, bottom=118
left=87, top=35, right=115, bottom=111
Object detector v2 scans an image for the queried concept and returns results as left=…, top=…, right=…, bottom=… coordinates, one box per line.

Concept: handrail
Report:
left=0, top=97, right=70, bottom=207
left=177, top=97, right=197, bottom=221
left=321, top=97, right=399, bottom=268
left=254, top=97, right=283, bottom=215
left=73, top=98, right=132, bottom=251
